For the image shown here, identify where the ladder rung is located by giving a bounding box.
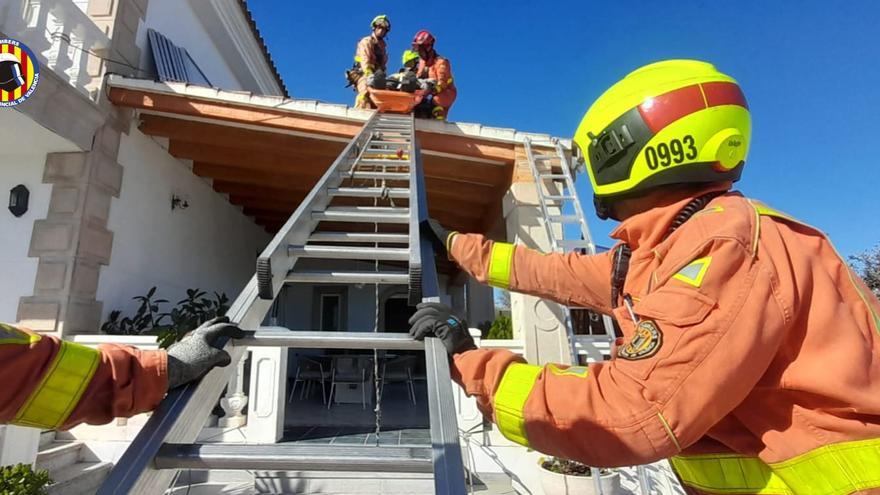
[286,270,409,285]
[240,329,424,350]
[154,444,433,473]
[290,245,409,261]
[308,232,409,244]
[369,141,410,147]
[357,159,411,166]
[533,155,554,161]
[548,215,579,223]
[545,195,575,201]
[539,174,567,179]
[313,206,409,223]
[329,187,409,199]
[348,171,409,181]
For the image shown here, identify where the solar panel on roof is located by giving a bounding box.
[147,28,211,86]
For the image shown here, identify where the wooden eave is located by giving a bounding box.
[107,77,566,236]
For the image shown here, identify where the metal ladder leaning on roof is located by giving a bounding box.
[522,136,616,363]
[97,112,467,495]
[523,137,653,494]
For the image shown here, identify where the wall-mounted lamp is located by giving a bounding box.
[171,194,190,211]
[8,184,29,217]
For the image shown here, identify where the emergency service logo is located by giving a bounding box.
[0,38,40,107]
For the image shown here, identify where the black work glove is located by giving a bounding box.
[420,218,455,259]
[408,302,476,356]
[166,316,245,390]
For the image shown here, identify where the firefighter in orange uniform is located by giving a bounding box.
[411,60,880,494]
[352,15,390,109]
[0,317,242,430]
[411,30,457,120]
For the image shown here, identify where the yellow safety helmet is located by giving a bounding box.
[402,49,420,66]
[371,14,391,31]
[573,60,750,217]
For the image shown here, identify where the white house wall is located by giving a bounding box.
[96,128,269,320]
[0,154,52,323]
[139,0,242,91]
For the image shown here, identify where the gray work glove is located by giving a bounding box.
[408,302,476,356]
[166,316,245,390]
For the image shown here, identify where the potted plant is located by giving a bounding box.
[538,456,621,495]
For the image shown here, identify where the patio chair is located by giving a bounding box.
[288,356,330,405]
[327,356,373,410]
[380,355,417,405]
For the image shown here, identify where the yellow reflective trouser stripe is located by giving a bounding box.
[0,322,41,345]
[487,242,515,289]
[12,341,100,429]
[671,437,880,495]
[493,363,541,447]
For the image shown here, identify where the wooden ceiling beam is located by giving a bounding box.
[193,162,322,190]
[170,140,332,175]
[110,88,363,138]
[417,130,515,163]
[212,180,310,199]
[422,154,507,187]
[140,115,345,158]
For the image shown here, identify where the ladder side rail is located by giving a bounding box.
[408,115,431,305]
[555,141,597,255]
[523,137,561,252]
[98,113,383,495]
[256,112,383,301]
[413,132,467,495]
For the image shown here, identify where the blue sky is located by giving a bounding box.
[249,1,880,257]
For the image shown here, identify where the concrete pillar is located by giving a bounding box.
[503,145,572,365]
[246,348,287,443]
[16,0,150,336]
[17,127,123,336]
[0,426,40,466]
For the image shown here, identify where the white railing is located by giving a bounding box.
[0,0,110,100]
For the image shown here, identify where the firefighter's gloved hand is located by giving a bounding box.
[420,218,456,259]
[166,316,245,390]
[409,302,476,356]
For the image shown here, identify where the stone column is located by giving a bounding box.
[503,145,572,365]
[17,127,123,336]
[16,0,150,336]
[246,348,287,443]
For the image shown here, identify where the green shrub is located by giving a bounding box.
[101,287,230,348]
[486,315,513,339]
[0,464,52,495]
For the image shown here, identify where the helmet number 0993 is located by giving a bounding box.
[644,135,698,170]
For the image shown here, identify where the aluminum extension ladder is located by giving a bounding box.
[98,113,467,494]
[523,137,652,494]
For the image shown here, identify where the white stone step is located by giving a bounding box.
[46,460,112,495]
[36,441,83,473]
[39,430,56,449]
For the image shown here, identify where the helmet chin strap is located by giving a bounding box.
[593,195,615,221]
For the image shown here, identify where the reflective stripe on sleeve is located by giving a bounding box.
[487,242,516,289]
[493,363,542,447]
[12,341,100,429]
[671,437,880,495]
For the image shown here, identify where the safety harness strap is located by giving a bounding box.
[12,340,100,429]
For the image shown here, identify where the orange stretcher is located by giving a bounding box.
[369,88,429,114]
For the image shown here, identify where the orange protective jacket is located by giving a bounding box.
[449,188,880,494]
[417,55,456,118]
[0,324,167,430]
[353,35,387,109]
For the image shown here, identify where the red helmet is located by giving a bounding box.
[412,30,435,49]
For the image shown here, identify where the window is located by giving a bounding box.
[320,294,341,331]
